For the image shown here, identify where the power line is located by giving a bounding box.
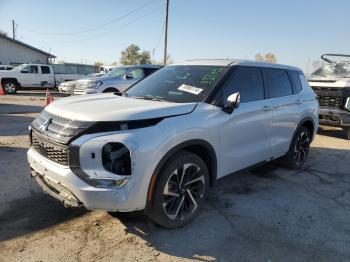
[39,6,161,45]
[19,0,156,36]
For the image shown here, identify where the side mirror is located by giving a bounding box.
[125,74,134,80]
[21,70,29,74]
[223,92,240,114]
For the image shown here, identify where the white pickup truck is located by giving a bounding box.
[0,63,84,94]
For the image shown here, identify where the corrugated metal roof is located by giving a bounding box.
[0,34,56,58]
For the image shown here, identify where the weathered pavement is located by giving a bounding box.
[0,95,350,262]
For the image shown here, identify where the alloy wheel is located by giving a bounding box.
[4,83,16,93]
[293,131,310,167]
[162,163,205,221]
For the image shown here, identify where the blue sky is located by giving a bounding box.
[0,0,349,73]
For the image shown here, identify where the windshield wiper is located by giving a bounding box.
[131,95,167,102]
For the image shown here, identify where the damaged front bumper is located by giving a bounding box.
[319,107,350,127]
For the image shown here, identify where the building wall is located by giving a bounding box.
[0,37,49,65]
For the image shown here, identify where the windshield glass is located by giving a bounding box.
[311,63,350,78]
[106,66,130,77]
[125,65,226,103]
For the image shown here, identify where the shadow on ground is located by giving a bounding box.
[318,126,349,140]
[111,147,350,261]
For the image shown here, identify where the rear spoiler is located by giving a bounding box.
[321,54,350,64]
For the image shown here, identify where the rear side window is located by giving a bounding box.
[221,66,265,103]
[41,66,50,74]
[143,68,159,76]
[289,70,303,94]
[264,68,293,98]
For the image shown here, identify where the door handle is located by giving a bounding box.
[262,105,273,111]
[295,99,302,105]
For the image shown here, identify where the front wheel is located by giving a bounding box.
[148,151,209,228]
[284,126,311,170]
[3,80,18,94]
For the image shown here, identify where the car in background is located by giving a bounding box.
[73,64,162,95]
[58,73,105,95]
[0,65,14,70]
[308,54,350,139]
[28,59,318,228]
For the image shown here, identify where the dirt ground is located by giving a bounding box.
[1,93,350,262]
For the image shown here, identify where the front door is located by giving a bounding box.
[217,66,273,177]
[18,65,40,87]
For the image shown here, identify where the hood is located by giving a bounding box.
[77,75,121,83]
[45,93,197,121]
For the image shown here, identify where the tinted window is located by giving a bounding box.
[23,65,38,73]
[289,70,303,94]
[264,68,293,98]
[41,66,50,74]
[143,68,159,76]
[128,68,145,79]
[220,66,264,103]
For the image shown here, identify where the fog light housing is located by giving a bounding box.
[102,143,131,176]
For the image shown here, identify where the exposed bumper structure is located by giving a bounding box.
[319,107,350,127]
[27,148,141,211]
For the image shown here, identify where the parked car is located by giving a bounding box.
[58,73,105,95]
[308,54,350,139]
[27,59,318,228]
[0,65,14,70]
[73,64,162,95]
[0,63,84,94]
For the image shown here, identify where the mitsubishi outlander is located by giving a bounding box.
[27,59,319,228]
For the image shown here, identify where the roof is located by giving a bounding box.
[0,34,56,58]
[173,59,301,71]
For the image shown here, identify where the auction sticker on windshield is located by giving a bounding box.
[178,84,203,95]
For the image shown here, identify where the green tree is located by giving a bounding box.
[94,61,103,67]
[254,53,277,63]
[120,44,141,65]
[139,51,151,64]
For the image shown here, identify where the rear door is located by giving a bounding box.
[263,68,300,157]
[40,65,55,88]
[218,66,273,176]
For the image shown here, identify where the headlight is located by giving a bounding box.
[345,97,350,111]
[87,81,102,89]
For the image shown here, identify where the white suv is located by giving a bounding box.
[27,59,318,228]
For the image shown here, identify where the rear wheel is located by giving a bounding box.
[148,151,209,228]
[3,80,18,94]
[284,126,311,170]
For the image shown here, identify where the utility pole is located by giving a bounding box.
[163,0,169,66]
[12,20,16,39]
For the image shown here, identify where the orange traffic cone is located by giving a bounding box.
[0,87,5,96]
[45,89,51,106]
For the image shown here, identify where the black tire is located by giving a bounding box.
[346,128,350,140]
[148,151,209,228]
[2,80,18,94]
[103,88,118,93]
[284,126,311,170]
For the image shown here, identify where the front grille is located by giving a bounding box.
[312,86,344,109]
[318,96,343,108]
[31,110,94,144]
[32,131,69,165]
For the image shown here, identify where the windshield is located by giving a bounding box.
[106,66,130,77]
[125,65,226,103]
[311,63,350,78]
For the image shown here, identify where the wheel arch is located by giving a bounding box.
[293,117,316,144]
[1,77,20,86]
[145,139,218,209]
[102,87,119,93]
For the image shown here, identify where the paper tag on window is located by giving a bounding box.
[178,84,203,95]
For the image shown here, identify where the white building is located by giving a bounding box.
[0,34,56,65]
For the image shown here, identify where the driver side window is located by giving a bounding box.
[127,68,145,79]
[219,66,265,105]
[23,65,39,74]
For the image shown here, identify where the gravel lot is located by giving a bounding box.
[0,93,350,262]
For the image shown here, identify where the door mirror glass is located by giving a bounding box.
[125,73,134,80]
[223,92,240,114]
